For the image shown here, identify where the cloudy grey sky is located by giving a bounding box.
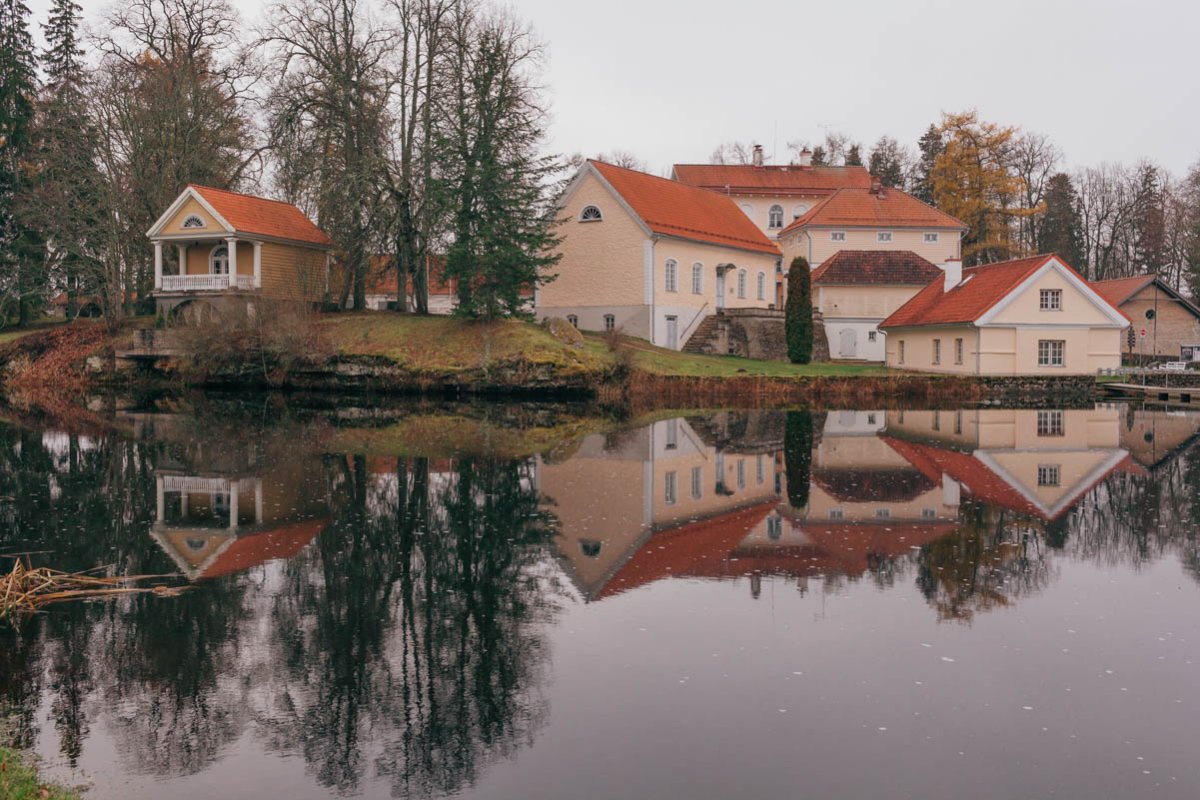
[39,0,1200,176]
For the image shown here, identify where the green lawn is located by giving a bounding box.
[320,313,894,381]
[0,746,79,800]
[0,319,66,345]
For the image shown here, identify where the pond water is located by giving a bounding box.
[3,399,1200,799]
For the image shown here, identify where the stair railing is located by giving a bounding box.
[679,303,710,346]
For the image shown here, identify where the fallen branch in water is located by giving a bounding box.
[1,558,185,619]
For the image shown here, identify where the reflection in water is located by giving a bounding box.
[1,402,1200,798]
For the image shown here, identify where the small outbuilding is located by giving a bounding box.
[1090,274,1200,363]
[879,254,1128,375]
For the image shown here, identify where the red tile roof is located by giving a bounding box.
[811,250,944,286]
[779,187,967,235]
[671,163,872,196]
[189,185,333,247]
[200,518,329,579]
[879,254,1056,328]
[1090,274,1156,307]
[589,161,779,255]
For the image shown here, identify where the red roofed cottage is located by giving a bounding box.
[147,185,333,317]
[539,160,780,349]
[880,255,1128,375]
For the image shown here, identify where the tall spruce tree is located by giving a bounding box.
[0,0,38,324]
[1037,173,1086,271]
[440,11,560,319]
[912,123,943,205]
[844,143,863,167]
[785,256,813,364]
[868,135,907,189]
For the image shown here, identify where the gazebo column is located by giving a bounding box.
[228,479,240,530]
[176,244,187,277]
[226,236,239,288]
[154,242,163,289]
[254,479,263,525]
[253,241,262,289]
[156,476,165,522]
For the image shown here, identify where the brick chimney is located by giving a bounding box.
[752,144,764,167]
[870,175,884,196]
[797,148,813,168]
[942,258,962,292]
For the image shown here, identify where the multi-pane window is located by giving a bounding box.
[932,338,941,365]
[664,471,677,505]
[580,205,603,222]
[923,232,939,244]
[954,410,963,435]
[692,263,703,294]
[898,340,905,364]
[767,516,783,540]
[665,259,678,292]
[756,272,766,300]
[665,418,678,450]
[830,231,847,242]
[877,231,893,243]
[566,315,578,327]
[1040,289,1062,311]
[868,331,877,342]
[756,454,764,484]
[875,508,891,520]
[768,205,784,229]
[691,467,703,500]
[736,459,746,488]
[932,411,941,431]
[737,270,747,298]
[829,508,844,520]
[604,314,615,331]
[1038,339,1065,367]
[954,337,964,364]
[921,507,937,519]
[1037,464,1061,486]
[1037,410,1065,437]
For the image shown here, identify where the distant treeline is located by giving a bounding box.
[712,113,1200,286]
[0,0,561,327]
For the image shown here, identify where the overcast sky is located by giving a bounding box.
[38,0,1200,177]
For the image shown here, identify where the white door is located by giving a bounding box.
[666,316,678,349]
[715,271,726,309]
[839,328,858,358]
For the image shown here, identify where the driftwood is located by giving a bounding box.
[1,558,185,618]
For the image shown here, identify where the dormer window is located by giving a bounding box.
[579,205,603,222]
[182,215,206,229]
[877,231,893,243]
[768,205,784,229]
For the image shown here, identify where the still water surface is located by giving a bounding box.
[3,401,1200,799]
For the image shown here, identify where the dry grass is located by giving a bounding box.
[1,558,184,619]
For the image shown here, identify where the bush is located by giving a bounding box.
[785,256,814,364]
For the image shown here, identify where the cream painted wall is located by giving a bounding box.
[732,194,828,236]
[885,325,1122,375]
[888,408,1121,450]
[986,267,1116,327]
[540,170,648,311]
[652,237,778,311]
[817,284,925,319]
[781,227,961,269]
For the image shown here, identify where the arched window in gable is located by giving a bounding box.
[580,205,603,222]
[182,214,206,229]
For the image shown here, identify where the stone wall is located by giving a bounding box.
[974,375,1098,407]
[687,308,829,363]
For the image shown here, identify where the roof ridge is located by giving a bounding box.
[189,183,301,209]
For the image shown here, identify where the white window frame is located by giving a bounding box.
[604,314,615,331]
[737,270,747,299]
[1037,410,1065,437]
[868,330,877,342]
[877,231,893,243]
[692,263,703,294]
[1040,288,1062,311]
[566,314,578,327]
[954,337,964,365]
[736,459,745,489]
[756,271,766,300]
[768,205,784,229]
[932,338,941,365]
[830,231,847,243]
[923,232,939,244]
[664,471,677,505]
[664,259,678,293]
[209,244,229,275]
[1037,464,1061,486]
[1038,339,1065,367]
[665,418,678,450]
[579,205,603,222]
[691,467,703,500]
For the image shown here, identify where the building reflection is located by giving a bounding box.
[545,407,1161,602]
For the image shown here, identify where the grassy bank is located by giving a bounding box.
[0,746,79,800]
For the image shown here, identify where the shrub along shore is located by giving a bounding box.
[0,314,1102,410]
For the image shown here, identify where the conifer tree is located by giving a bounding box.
[844,143,863,167]
[868,135,907,189]
[912,123,943,205]
[785,256,813,364]
[784,410,814,509]
[0,0,39,324]
[1037,173,1086,271]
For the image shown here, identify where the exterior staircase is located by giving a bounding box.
[682,313,730,355]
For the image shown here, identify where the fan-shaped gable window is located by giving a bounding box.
[768,205,784,229]
[579,205,603,222]
[182,214,206,229]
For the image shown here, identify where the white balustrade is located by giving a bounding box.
[159,274,256,292]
